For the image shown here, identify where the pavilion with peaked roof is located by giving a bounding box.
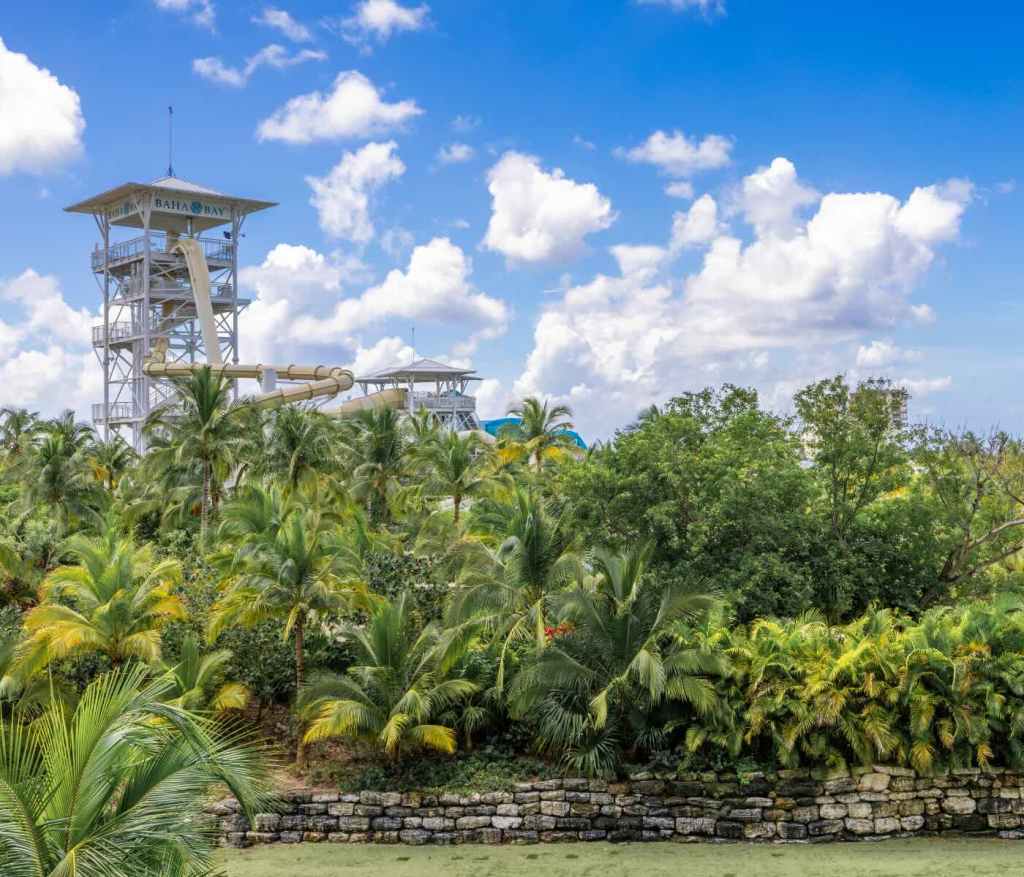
[334,358,483,431]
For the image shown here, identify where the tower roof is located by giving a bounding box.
[148,175,225,196]
[358,358,479,383]
[65,176,276,232]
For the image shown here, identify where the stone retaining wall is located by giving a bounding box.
[211,765,1024,847]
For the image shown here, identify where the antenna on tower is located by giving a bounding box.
[167,106,175,177]
[410,325,416,364]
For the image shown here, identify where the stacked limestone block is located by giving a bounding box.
[210,766,1024,847]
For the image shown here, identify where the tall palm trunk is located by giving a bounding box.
[453,493,462,525]
[201,459,211,548]
[295,614,307,769]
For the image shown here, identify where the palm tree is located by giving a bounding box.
[143,366,247,545]
[158,633,249,713]
[247,405,340,492]
[503,396,576,472]
[300,592,477,761]
[43,409,96,452]
[19,531,184,673]
[448,484,581,690]
[0,541,40,610]
[343,406,408,524]
[209,485,370,766]
[509,544,719,775]
[410,429,491,525]
[0,665,272,877]
[15,431,100,531]
[87,435,136,493]
[0,406,37,464]
[0,627,75,716]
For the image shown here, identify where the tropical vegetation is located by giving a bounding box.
[5,370,1024,825]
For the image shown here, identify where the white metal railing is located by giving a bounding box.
[92,402,134,423]
[92,322,139,345]
[412,392,477,412]
[92,233,233,271]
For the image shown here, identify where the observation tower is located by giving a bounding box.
[65,177,276,450]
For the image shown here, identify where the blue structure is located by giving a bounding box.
[481,417,587,449]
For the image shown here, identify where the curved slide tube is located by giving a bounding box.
[172,238,222,366]
[144,237,353,410]
[143,360,354,410]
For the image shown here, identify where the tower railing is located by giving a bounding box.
[92,402,135,423]
[92,232,233,271]
[412,391,477,412]
[92,321,139,345]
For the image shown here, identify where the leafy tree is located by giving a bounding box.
[915,430,1024,594]
[795,376,910,537]
[19,531,184,672]
[556,386,815,621]
[503,396,576,472]
[795,377,913,619]
[300,592,477,761]
[0,665,272,877]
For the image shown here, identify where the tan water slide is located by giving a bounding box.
[142,238,353,409]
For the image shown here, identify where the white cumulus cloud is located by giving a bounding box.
[380,226,415,260]
[437,142,475,165]
[306,141,406,243]
[341,0,430,47]
[617,130,732,178]
[153,0,215,29]
[483,151,616,265]
[897,376,952,397]
[293,237,509,341]
[238,244,373,363]
[636,0,724,14]
[238,241,490,377]
[256,71,422,144]
[252,6,312,41]
[855,339,922,369]
[510,159,972,436]
[345,336,415,376]
[0,270,100,417]
[670,194,721,250]
[0,38,85,176]
[737,157,819,238]
[665,180,695,200]
[193,45,326,88]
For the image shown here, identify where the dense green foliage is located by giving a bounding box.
[0,665,272,877]
[4,373,1024,789]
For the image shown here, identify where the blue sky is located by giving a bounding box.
[0,0,1021,438]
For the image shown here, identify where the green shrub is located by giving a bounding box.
[310,745,559,793]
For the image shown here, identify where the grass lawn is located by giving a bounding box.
[221,837,1022,876]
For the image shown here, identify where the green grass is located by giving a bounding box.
[222,837,1022,876]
